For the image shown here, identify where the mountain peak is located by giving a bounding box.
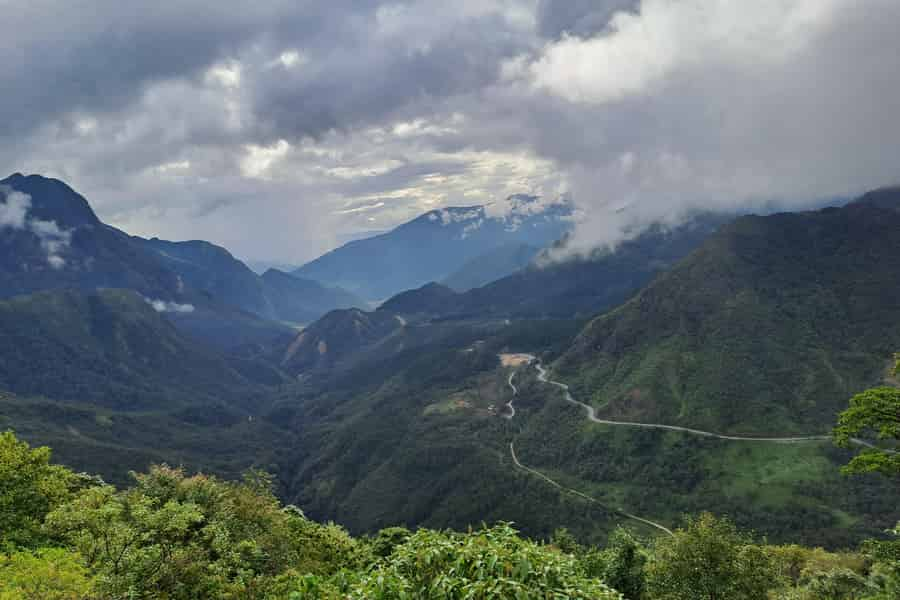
[1,172,100,228]
[293,195,573,300]
[378,281,458,315]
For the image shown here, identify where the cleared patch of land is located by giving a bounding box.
[499,353,536,367]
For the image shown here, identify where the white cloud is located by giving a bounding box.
[29,217,72,269]
[334,201,387,215]
[519,0,900,253]
[151,160,192,175]
[1,187,72,268]
[240,139,291,179]
[274,49,306,69]
[0,188,30,229]
[145,298,196,314]
[205,61,242,88]
[530,0,841,104]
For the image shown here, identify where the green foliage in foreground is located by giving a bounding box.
[645,513,773,600]
[0,547,95,600]
[291,524,623,599]
[834,355,900,476]
[2,431,899,599]
[0,431,76,548]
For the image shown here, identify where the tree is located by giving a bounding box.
[291,523,625,599]
[833,354,900,476]
[369,526,412,558]
[0,547,95,600]
[582,527,648,600]
[0,431,75,548]
[831,357,900,599]
[802,568,870,600]
[645,513,774,600]
[45,464,366,599]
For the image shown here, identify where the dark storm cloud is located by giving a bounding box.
[2,1,900,263]
[247,6,535,141]
[0,1,390,139]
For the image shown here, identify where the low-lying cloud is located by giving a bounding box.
[517,0,900,253]
[0,187,72,268]
[0,188,31,229]
[145,298,196,314]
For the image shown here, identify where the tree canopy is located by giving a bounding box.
[833,355,900,476]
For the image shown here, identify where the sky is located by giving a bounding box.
[2,0,900,264]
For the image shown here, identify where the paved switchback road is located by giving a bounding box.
[501,354,892,535]
[533,362,830,443]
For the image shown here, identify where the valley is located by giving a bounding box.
[5,6,900,596]
[1,175,898,551]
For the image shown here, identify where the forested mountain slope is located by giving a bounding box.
[441,242,541,292]
[0,289,253,410]
[0,173,182,300]
[264,189,900,548]
[557,194,900,434]
[136,237,365,324]
[380,213,730,321]
[1,174,360,351]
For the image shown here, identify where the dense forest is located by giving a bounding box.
[2,358,897,599]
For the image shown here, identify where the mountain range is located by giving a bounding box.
[292,195,574,301]
[374,213,730,321]
[0,174,365,347]
[1,172,898,548]
[268,193,900,546]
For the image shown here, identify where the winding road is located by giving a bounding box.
[502,371,519,420]
[508,441,674,536]
[503,356,675,535]
[532,359,893,450]
[501,354,894,535]
[533,362,832,443]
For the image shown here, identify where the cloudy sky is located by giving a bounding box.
[3,0,899,263]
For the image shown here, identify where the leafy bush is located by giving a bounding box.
[44,465,366,599]
[0,547,95,600]
[0,431,75,548]
[645,513,774,600]
[291,523,623,599]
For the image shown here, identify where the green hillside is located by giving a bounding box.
[262,193,900,548]
[2,185,899,554]
[557,199,900,434]
[0,288,255,410]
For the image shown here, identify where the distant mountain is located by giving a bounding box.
[135,237,275,317]
[135,237,365,324]
[0,173,182,300]
[457,215,730,319]
[375,213,730,321]
[441,243,540,292]
[260,268,366,323]
[284,213,731,373]
[244,259,301,275]
[279,308,403,373]
[293,195,574,301]
[378,282,459,316]
[557,190,900,434]
[0,174,361,350]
